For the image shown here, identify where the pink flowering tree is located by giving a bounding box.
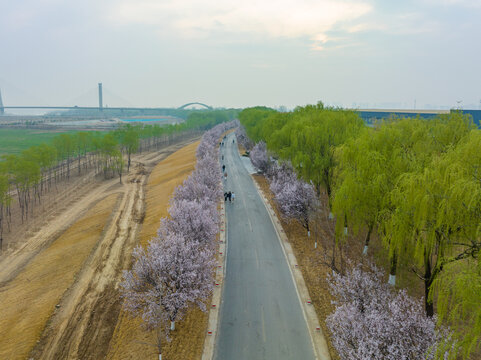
[196,140,216,160]
[268,162,296,190]
[121,120,234,359]
[235,124,253,150]
[173,172,223,204]
[326,264,446,360]
[161,198,219,248]
[250,141,270,174]
[172,148,223,204]
[270,164,318,246]
[193,155,222,192]
[120,232,215,359]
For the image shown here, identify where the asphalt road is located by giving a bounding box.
[215,133,315,360]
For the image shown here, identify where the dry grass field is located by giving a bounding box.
[0,193,120,359]
[0,137,214,360]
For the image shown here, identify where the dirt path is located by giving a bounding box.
[0,136,199,360]
[0,178,121,286]
[31,166,146,359]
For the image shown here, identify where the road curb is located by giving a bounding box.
[201,197,227,360]
[251,179,332,360]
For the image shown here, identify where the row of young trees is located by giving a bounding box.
[239,104,480,359]
[120,121,236,360]
[0,110,237,251]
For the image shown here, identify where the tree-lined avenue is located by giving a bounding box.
[215,133,315,360]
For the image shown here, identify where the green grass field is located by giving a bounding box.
[0,128,76,155]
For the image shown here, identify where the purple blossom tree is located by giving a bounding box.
[270,164,318,246]
[250,141,270,174]
[196,140,216,160]
[120,232,215,360]
[268,162,297,189]
[193,155,222,191]
[161,198,219,248]
[326,264,446,360]
[120,120,235,359]
[235,124,253,150]
[173,173,223,204]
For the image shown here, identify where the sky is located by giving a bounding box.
[1,0,481,110]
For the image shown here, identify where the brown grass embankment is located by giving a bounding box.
[0,193,120,360]
[107,140,212,360]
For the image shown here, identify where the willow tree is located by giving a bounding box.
[332,127,387,255]
[238,106,277,143]
[269,103,364,208]
[429,131,481,359]
[333,113,474,285]
[387,126,478,317]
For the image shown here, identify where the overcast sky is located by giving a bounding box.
[1,0,480,110]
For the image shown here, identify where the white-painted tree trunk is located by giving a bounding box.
[362,245,368,255]
[314,241,317,249]
[344,226,348,235]
[159,354,162,360]
[329,212,334,219]
[171,321,175,331]
[388,274,396,286]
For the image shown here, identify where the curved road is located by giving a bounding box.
[215,133,315,360]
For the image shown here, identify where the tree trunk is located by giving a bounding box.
[363,224,373,255]
[67,156,70,180]
[424,257,434,317]
[331,237,336,270]
[388,253,397,286]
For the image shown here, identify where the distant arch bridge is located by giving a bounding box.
[177,102,213,110]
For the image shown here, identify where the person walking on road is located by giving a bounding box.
[222,164,225,172]
[231,191,235,202]
[224,192,228,201]
[227,191,232,202]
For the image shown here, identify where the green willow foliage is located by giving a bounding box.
[239,105,480,359]
[240,102,363,201]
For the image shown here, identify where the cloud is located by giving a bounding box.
[108,0,372,49]
[422,0,481,7]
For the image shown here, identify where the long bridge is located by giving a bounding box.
[0,84,213,115]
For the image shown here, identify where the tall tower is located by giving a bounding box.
[0,89,4,115]
[98,83,103,111]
